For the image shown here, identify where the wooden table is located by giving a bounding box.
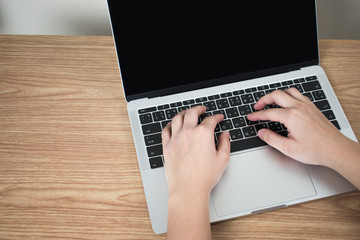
[0,35,359,239]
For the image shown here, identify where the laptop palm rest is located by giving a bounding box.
[211,147,316,217]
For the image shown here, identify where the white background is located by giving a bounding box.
[0,0,111,35]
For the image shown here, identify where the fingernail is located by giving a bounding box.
[258,129,265,140]
[225,131,230,139]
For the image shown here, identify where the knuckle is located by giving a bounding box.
[197,124,209,133]
[272,90,283,99]
[286,108,301,121]
[172,113,182,122]
[287,87,297,94]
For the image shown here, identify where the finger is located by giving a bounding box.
[200,113,224,130]
[284,87,308,103]
[247,108,288,124]
[254,90,298,110]
[183,106,207,128]
[161,121,172,146]
[171,110,186,137]
[217,131,231,162]
[257,128,293,156]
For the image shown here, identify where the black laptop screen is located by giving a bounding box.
[108,2,318,101]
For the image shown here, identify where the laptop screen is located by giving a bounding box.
[108,1,318,101]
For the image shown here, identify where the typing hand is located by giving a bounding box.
[162,105,230,197]
[247,88,359,169]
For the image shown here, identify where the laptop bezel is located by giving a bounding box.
[107,1,319,102]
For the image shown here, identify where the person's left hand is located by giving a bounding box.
[162,106,231,198]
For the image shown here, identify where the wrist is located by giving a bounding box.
[167,179,212,203]
[326,137,359,170]
[324,137,360,189]
[168,187,210,207]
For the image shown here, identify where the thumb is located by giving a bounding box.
[217,131,231,163]
[258,129,293,156]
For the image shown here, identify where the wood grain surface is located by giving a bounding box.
[0,35,359,239]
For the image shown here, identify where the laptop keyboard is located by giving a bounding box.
[138,75,341,169]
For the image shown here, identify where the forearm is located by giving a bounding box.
[167,191,211,240]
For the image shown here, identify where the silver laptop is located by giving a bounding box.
[107,1,357,234]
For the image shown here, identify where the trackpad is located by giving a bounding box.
[211,148,316,217]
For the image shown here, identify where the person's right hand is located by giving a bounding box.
[247,88,358,169]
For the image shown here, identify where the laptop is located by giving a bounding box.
[107,1,357,234]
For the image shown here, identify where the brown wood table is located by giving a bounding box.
[0,35,359,239]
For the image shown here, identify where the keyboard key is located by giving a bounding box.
[138,106,157,114]
[281,80,293,86]
[190,103,202,108]
[245,87,257,93]
[178,106,190,112]
[322,110,336,120]
[142,122,162,135]
[233,90,245,95]
[219,119,233,130]
[195,97,208,103]
[255,123,268,132]
[157,104,170,110]
[147,144,163,157]
[183,99,195,105]
[241,94,255,104]
[144,133,162,146]
[302,80,321,92]
[314,100,331,111]
[214,124,221,132]
[331,120,341,130]
[220,92,232,98]
[230,129,244,140]
[203,101,217,111]
[246,117,259,126]
[161,120,171,129]
[294,78,305,83]
[253,91,265,101]
[269,83,281,88]
[208,94,220,100]
[250,103,257,113]
[268,122,283,132]
[170,102,182,108]
[213,110,226,118]
[216,99,230,109]
[232,117,246,128]
[149,156,163,169]
[200,112,212,121]
[281,130,289,136]
[242,126,257,137]
[305,75,317,81]
[264,104,278,109]
[215,132,222,144]
[225,107,240,118]
[139,113,153,124]
[257,85,269,91]
[152,111,166,122]
[265,89,276,94]
[303,92,314,102]
[228,96,242,106]
[165,109,178,119]
[290,84,304,93]
[312,90,326,100]
[230,136,266,152]
[238,105,252,115]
